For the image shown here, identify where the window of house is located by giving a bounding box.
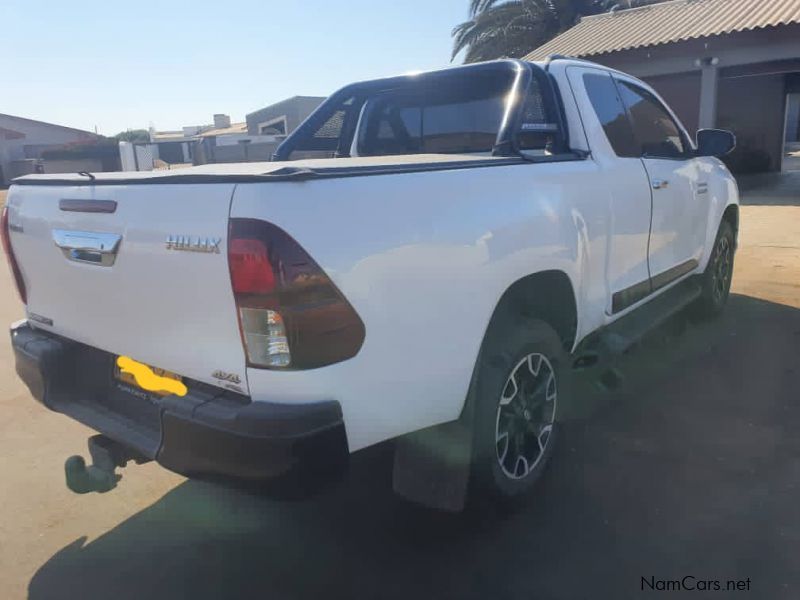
[583,72,638,158]
[258,117,287,135]
[616,80,688,159]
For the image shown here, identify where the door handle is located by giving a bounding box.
[652,179,669,190]
[52,229,122,267]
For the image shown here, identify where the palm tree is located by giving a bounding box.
[452,0,615,63]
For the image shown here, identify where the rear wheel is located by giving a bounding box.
[694,219,735,318]
[468,317,567,503]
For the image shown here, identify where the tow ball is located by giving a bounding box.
[64,435,150,494]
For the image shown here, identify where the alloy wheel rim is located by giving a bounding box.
[712,236,731,303]
[495,353,557,480]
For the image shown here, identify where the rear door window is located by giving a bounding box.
[582,72,638,158]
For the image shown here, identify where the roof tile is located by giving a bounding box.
[524,0,800,59]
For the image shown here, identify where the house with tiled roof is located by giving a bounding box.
[525,0,800,172]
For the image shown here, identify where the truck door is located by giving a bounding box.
[613,76,708,290]
[566,66,653,315]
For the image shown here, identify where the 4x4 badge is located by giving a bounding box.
[212,370,241,384]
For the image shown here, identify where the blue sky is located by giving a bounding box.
[1,0,471,135]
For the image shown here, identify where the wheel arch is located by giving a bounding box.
[722,203,739,247]
[486,270,578,351]
[459,269,578,423]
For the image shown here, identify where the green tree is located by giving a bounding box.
[452,0,615,63]
[114,129,151,143]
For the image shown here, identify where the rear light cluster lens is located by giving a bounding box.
[229,238,275,294]
[239,307,291,367]
[228,218,365,370]
[1,206,27,304]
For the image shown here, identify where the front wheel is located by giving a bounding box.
[468,317,567,504]
[694,219,735,318]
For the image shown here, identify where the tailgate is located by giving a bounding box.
[6,183,248,395]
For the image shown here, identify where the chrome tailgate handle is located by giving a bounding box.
[53,229,122,267]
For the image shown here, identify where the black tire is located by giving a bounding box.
[693,219,735,319]
[467,316,567,504]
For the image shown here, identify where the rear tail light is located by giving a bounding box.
[228,218,365,370]
[1,205,27,304]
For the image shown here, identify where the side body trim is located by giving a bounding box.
[650,258,699,293]
[612,258,699,314]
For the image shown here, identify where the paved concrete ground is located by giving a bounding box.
[1,184,799,599]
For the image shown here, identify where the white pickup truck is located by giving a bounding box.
[4,57,738,509]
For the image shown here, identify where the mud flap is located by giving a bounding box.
[392,419,473,512]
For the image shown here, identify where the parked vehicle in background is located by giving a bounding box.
[3,57,738,510]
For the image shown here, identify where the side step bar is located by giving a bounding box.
[575,276,702,363]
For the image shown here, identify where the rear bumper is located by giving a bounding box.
[10,320,348,483]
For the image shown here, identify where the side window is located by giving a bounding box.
[616,80,688,159]
[582,72,638,158]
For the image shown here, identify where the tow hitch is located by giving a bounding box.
[64,435,150,494]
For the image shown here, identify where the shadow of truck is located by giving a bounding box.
[28,294,800,600]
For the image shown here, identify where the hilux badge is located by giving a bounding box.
[165,235,222,254]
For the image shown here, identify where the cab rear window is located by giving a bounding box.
[356,73,510,156]
[275,62,567,161]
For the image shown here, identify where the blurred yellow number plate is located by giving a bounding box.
[114,356,187,397]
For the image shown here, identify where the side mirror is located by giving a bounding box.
[696,129,735,157]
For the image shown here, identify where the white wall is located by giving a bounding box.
[43,158,104,174]
[0,114,97,185]
[118,141,156,171]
